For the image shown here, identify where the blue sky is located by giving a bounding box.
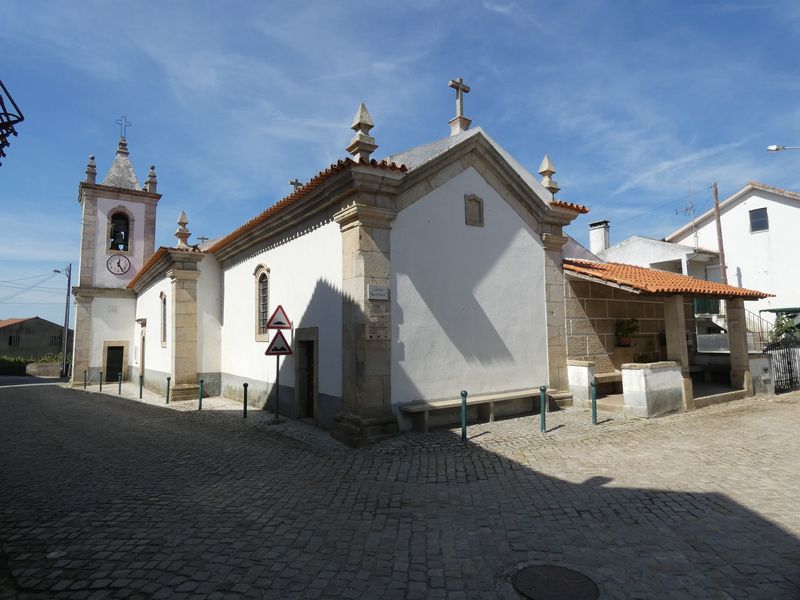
[3,0,800,326]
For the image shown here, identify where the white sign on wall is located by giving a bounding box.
[368,285,390,301]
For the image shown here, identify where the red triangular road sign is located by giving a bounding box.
[266,304,291,329]
[265,330,292,356]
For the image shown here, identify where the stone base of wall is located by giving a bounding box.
[220,373,342,431]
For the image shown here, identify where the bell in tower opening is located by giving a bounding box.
[109,212,129,251]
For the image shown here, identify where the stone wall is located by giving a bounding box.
[565,279,669,373]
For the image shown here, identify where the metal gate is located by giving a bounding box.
[764,336,800,392]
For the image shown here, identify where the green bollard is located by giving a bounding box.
[99,371,103,392]
[539,385,547,433]
[166,376,171,404]
[243,383,248,419]
[591,379,597,425]
[198,379,204,410]
[118,372,122,395]
[139,375,143,399]
[460,390,468,442]
[83,370,87,390]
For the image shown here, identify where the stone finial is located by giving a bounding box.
[85,155,97,184]
[146,165,158,193]
[538,154,560,195]
[448,77,472,136]
[175,210,191,248]
[346,102,378,162]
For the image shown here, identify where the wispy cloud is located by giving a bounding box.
[483,2,515,16]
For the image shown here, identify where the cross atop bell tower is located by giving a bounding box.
[448,77,472,136]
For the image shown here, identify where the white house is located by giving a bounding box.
[665,181,799,317]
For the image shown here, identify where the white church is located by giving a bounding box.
[71,80,768,445]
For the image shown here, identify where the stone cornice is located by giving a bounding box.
[129,248,204,294]
[334,202,398,231]
[77,181,161,206]
[73,286,136,300]
[396,132,581,228]
[167,268,202,282]
[542,233,569,251]
[214,167,404,262]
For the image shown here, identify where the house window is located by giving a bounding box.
[8,335,19,346]
[160,292,167,347]
[49,335,62,346]
[749,208,768,232]
[109,212,130,250]
[464,194,484,227]
[254,265,270,340]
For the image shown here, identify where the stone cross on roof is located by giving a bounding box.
[447,77,472,136]
[289,179,302,191]
[115,115,132,139]
[448,77,470,118]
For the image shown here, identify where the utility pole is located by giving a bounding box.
[55,264,72,377]
[712,182,728,284]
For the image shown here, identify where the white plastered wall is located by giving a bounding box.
[391,167,548,404]
[134,276,172,374]
[671,190,800,314]
[94,196,147,288]
[89,297,136,366]
[197,255,222,373]
[220,220,342,396]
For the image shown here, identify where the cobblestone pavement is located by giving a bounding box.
[1,382,799,599]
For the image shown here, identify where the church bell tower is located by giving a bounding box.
[71,125,161,385]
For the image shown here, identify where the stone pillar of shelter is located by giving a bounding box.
[543,231,569,390]
[664,295,695,410]
[167,256,203,401]
[726,298,753,394]
[331,201,399,447]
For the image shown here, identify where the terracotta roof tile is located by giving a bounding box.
[0,317,29,329]
[208,157,406,255]
[126,246,203,289]
[563,259,772,299]
[550,200,589,214]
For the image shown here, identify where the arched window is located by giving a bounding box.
[160,292,167,347]
[109,212,130,251]
[254,265,270,340]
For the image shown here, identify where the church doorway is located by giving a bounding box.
[294,327,318,421]
[105,346,124,382]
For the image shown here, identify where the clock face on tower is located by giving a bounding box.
[106,254,131,275]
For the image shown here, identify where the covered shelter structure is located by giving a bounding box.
[562,259,773,417]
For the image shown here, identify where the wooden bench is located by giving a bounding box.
[399,389,540,433]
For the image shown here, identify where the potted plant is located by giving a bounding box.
[615,318,640,347]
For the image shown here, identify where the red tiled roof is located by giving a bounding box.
[208,157,407,255]
[563,259,772,299]
[550,200,589,214]
[126,246,203,289]
[0,317,29,329]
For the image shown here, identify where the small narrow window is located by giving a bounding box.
[258,273,270,333]
[8,335,19,346]
[464,194,484,227]
[749,207,768,232]
[254,265,270,340]
[160,292,167,347]
[110,213,130,250]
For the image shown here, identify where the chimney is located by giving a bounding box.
[589,220,610,255]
